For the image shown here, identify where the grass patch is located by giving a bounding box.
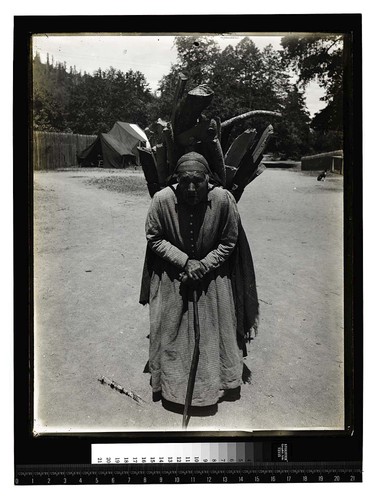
[85,175,149,195]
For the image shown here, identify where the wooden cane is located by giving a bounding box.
[182,286,201,429]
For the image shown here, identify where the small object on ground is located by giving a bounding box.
[98,376,147,405]
[317,170,327,181]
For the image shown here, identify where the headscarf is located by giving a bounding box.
[167,151,222,187]
[175,152,210,174]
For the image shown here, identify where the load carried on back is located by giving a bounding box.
[138,72,281,202]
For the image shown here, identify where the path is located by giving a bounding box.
[33,168,344,432]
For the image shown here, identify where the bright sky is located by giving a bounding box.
[33,33,325,117]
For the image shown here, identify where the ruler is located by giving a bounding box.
[16,462,362,484]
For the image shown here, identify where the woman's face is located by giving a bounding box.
[177,171,208,206]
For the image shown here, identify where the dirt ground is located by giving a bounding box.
[33,167,344,433]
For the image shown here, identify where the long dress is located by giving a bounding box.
[145,184,243,406]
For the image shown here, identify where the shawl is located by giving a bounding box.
[139,194,259,356]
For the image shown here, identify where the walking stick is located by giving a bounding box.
[182,285,201,429]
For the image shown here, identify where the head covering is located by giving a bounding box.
[175,152,209,174]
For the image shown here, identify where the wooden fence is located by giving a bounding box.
[33,131,97,170]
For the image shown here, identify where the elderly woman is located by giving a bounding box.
[144,152,245,408]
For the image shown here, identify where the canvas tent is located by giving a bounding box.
[77,122,149,168]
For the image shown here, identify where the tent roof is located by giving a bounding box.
[108,122,148,153]
[126,123,150,147]
[101,132,136,157]
[77,121,148,166]
[115,122,145,141]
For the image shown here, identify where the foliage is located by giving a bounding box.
[154,37,220,122]
[174,36,220,85]
[154,36,314,158]
[33,53,154,135]
[281,34,344,148]
[271,85,312,159]
[281,35,343,94]
[33,34,344,157]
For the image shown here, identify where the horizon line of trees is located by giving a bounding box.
[33,35,344,159]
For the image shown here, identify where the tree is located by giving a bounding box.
[155,35,314,157]
[33,55,155,135]
[271,85,312,159]
[119,70,153,127]
[281,34,344,150]
[209,38,296,151]
[208,39,259,120]
[258,44,290,110]
[154,37,221,122]
[33,52,71,132]
[154,65,182,121]
[174,36,220,86]
[281,35,343,94]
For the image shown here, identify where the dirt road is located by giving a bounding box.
[33,168,344,432]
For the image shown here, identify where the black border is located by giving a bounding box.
[14,14,362,471]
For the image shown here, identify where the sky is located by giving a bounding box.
[32,34,325,117]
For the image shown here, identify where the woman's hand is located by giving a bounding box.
[184,259,206,280]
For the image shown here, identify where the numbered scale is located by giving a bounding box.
[15,462,362,484]
[15,442,362,484]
